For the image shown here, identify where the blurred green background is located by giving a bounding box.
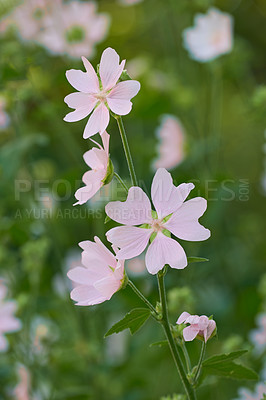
[0,0,266,399]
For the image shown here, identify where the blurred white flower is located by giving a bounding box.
[249,313,266,355]
[1,0,53,41]
[0,98,10,130]
[0,280,21,352]
[38,1,110,58]
[126,256,147,277]
[235,382,266,400]
[153,115,186,171]
[183,8,233,62]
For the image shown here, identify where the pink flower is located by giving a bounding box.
[38,1,109,59]
[236,383,266,400]
[74,131,111,205]
[14,365,31,400]
[0,281,21,352]
[183,8,233,62]
[177,311,216,342]
[153,115,186,170]
[64,47,141,138]
[0,98,10,130]
[67,236,125,306]
[249,313,266,355]
[105,168,210,275]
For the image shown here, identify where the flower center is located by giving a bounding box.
[66,26,85,43]
[151,219,164,232]
[94,90,107,101]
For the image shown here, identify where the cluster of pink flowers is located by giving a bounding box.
[0,0,109,59]
[177,312,216,342]
[0,280,21,352]
[65,46,214,345]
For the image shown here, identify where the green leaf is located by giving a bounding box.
[203,350,248,366]
[104,215,111,224]
[201,351,258,381]
[104,308,151,337]
[187,257,209,264]
[149,340,168,348]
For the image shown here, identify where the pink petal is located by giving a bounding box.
[205,320,216,342]
[70,285,106,306]
[81,56,100,93]
[183,326,199,342]
[79,237,117,270]
[64,92,97,110]
[151,168,195,219]
[198,315,209,330]
[99,47,126,90]
[106,226,152,260]
[83,103,110,139]
[67,266,94,285]
[101,130,110,155]
[74,170,104,205]
[107,80,141,115]
[177,311,191,325]
[83,147,107,170]
[164,197,210,241]
[145,232,187,275]
[94,275,120,299]
[66,68,98,94]
[64,108,92,123]
[105,187,152,226]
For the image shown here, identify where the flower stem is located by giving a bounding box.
[181,340,192,373]
[128,279,157,315]
[157,271,196,400]
[114,172,129,193]
[116,116,138,187]
[193,341,206,386]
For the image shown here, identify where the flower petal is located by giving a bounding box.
[64,93,97,122]
[151,168,195,219]
[145,232,187,275]
[164,197,210,241]
[94,275,120,299]
[70,285,106,306]
[183,326,199,342]
[79,237,117,270]
[67,266,94,285]
[106,226,152,260]
[177,311,191,325]
[66,67,98,93]
[105,187,152,226]
[205,320,216,342]
[99,47,125,90]
[81,56,100,93]
[83,103,110,139]
[107,80,141,115]
[74,170,104,205]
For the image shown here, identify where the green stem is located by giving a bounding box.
[181,340,192,373]
[116,116,138,187]
[157,272,196,400]
[193,341,206,386]
[114,172,128,193]
[128,279,157,315]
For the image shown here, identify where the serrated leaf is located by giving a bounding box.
[104,308,151,337]
[149,340,168,348]
[187,257,209,264]
[203,350,248,366]
[202,361,258,380]
[201,350,258,381]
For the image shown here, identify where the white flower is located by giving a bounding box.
[183,8,233,62]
